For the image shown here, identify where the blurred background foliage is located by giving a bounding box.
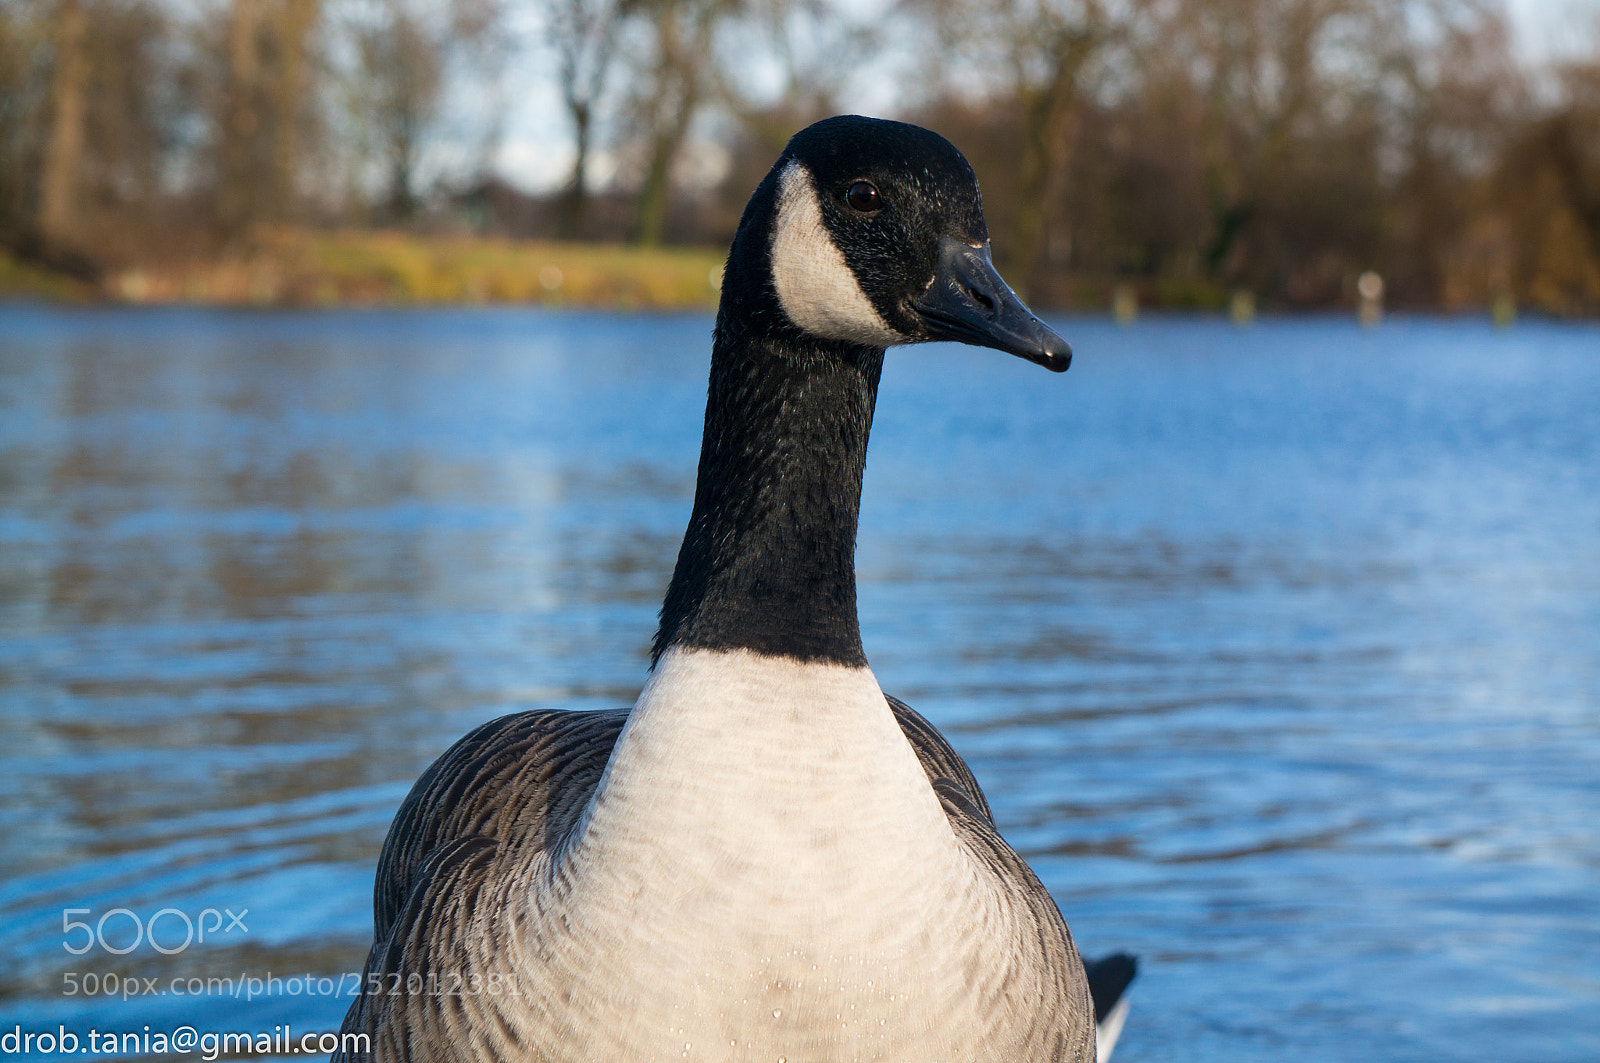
[1,0,1598,312]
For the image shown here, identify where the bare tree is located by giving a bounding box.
[0,0,1595,314]
[350,0,504,223]
[37,0,87,252]
[719,0,883,143]
[216,0,265,236]
[357,3,442,220]
[1545,58,1600,264]
[1005,1,1107,295]
[1386,2,1524,304]
[1122,0,1414,299]
[213,0,323,237]
[545,0,621,236]
[0,5,32,242]
[447,0,512,184]
[624,0,741,246]
[906,0,1123,296]
[270,0,320,220]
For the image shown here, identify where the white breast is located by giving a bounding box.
[505,646,1037,1061]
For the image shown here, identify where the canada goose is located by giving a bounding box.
[336,115,1135,1063]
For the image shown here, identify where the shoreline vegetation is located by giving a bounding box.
[6,3,1599,321]
[0,230,729,311]
[0,227,1567,321]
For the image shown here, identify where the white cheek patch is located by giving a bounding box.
[770,160,906,347]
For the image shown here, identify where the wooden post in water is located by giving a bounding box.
[1357,271,1384,327]
[1113,283,1138,325]
[1230,290,1255,327]
[1492,291,1516,329]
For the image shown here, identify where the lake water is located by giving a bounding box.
[1,306,1596,1062]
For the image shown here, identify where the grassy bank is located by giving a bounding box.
[4,229,728,311]
[0,249,94,302]
[3,228,1569,319]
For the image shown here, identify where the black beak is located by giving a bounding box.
[909,236,1071,372]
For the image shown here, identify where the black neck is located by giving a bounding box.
[651,323,884,668]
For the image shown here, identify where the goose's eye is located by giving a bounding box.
[845,181,881,214]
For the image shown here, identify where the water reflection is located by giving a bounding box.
[1,308,1598,1061]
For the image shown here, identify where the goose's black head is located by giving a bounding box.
[719,114,1070,371]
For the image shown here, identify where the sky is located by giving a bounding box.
[1510,0,1599,58]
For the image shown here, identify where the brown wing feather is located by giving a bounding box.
[369,708,629,943]
[337,708,628,1060]
[886,693,996,824]
[891,694,1095,1058]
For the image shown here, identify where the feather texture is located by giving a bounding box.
[336,660,1093,1062]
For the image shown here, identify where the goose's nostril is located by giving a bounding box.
[966,285,995,313]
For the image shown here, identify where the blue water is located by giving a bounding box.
[1,306,1596,1061]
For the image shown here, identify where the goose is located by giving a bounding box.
[336,115,1135,1063]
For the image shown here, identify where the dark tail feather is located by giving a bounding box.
[1085,953,1138,1063]
[1084,952,1137,1023]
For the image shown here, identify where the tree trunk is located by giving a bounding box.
[38,0,89,251]
[633,101,695,246]
[388,125,418,221]
[631,0,709,247]
[270,0,319,222]
[218,0,263,238]
[558,100,593,238]
[552,0,617,240]
[1546,114,1600,266]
